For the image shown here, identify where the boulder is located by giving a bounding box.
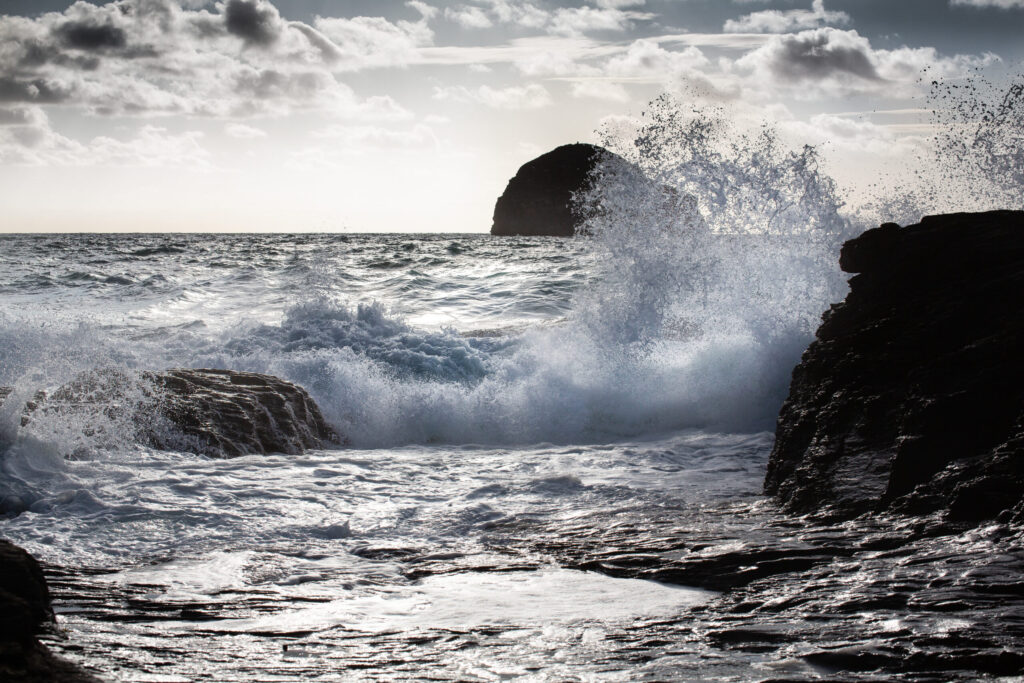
[766,210,1024,521]
[6,368,338,459]
[491,143,618,237]
[147,369,338,458]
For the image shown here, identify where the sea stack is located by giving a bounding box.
[766,210,1024,522]
[491,143,617,237]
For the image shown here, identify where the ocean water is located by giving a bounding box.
[2,88,1022,681]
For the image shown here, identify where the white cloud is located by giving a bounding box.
[0,107,211,167]
[732,28,999,98]
[444,6,494,29]
[0,0,424,120]
[950,0,1024,7]
[432,83,552,109]
[724,0,850,34]
[439,1,650,36]
[311,123,438,149]
[406,1,439,20]
[570,79,631,102]
[605,39,710,79]
[478,0,550,29]
[595,0,646,7]
[419,35,621,70]
[549,6,651,36]
[313,13,434,71]
[225,122,267,138]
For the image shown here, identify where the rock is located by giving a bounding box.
[0,540,52,643]
[766,210,1024,520]
[0,540,99,682]
[147,369,338,458]
[8,368,339,459]
[491,143,619,237]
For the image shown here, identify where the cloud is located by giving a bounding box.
[595,0,646,7]
[432,83,552,109]
[55,20,129,51]
[444,6,493,28]
[313,13,434,71]
[950,0,1024,7]
[732,28,998,97]
[549,6,653,36]
[406,1,439,20]
[0,106,47,127]
[0,0,425,119]
[724,0,850,34]
[311,123,439,149]
[569,79,631,101]
[604,39,710,79]
[225,0,285,46]
[0,106,211,167]
[779,113,929,159]
[439,1,651,36]
[224,122,267,138]
[0,77,74,104]
[740,28,880,83]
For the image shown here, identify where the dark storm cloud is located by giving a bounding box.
[225,0,283,46]
[760,29,881,82]
[0,77,72,104]
[54,21,128,51]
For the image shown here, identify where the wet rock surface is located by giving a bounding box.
[491,143,617,237]
[4,368,338,459]
[147,369,338,458]
[767,210,1024,520]
[38,502,1024,681]
[0,540,99,682]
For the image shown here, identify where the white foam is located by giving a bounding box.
[186,567,713,634]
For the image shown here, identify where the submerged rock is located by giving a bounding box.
[5,368,338,459]
[0,540,98,682]
[491,143,616,237]
[766,210,1024,520]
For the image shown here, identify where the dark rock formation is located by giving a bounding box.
[147,369,338,458]
[491,143,616,237]
[5,368,338,459]
[0,540,99,682]
[766,210,1024,521]
[0,540,52,643]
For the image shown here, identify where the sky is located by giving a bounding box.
[0,0,1021,233]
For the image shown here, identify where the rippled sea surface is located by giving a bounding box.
[1,233,1022,682]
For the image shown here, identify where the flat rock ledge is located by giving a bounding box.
[766,210,1024,522]
[2,368,338,459]
[0,540,99,682]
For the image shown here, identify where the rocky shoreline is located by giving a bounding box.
[3,210,1024,679]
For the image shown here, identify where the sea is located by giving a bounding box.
[1,96,1022,681]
